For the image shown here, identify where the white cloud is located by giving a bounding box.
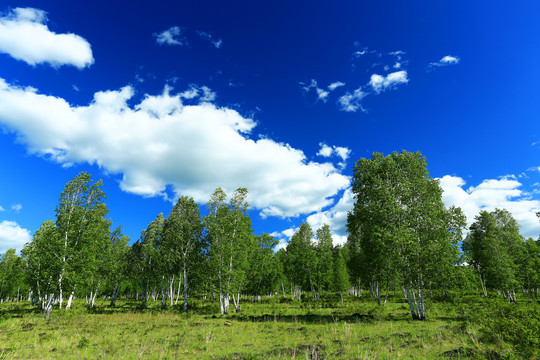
[11,204,22,212]
[0,78,350,219]
[430,55,460,68]
[274,187,354,247]
[301,79,345,103]
[317,143,333,157]
[338,88,366,112]
[439,175,540,239]
[306,188,353,245]
[0,220,31,254]
[196,31,223,48]
[328,81,345,91]
[317,143,350,170]
[0,7,93,68]
[440,55,460,64]
[317,143,350,161]
[0,205,4,211]
[154,26,186,46]
[301,79,329,102]
[354,49,367,57]
[333,146,350,162]
[369,70,408,94]
[316,88,329,101]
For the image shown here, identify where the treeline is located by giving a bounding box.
[0,151,538,320]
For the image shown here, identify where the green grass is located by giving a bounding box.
[0,293,537,359]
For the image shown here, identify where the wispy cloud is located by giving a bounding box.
[154,26,187,46]
[301,79,345,103]
[0,7,93,68]
[328,81,345,91]
[196,31,223,48]
[338,88,366,112]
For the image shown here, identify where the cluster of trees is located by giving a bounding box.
[0,151,538,320]
[346,151,539,319]
[464,209,540,301]
[0,172,349,317]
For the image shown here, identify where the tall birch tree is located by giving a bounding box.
[347,151,465,319]
[205,188,253,314]
[162,196,203,312]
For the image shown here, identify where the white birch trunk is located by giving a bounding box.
[66,286,76,310]
[183,266,188,312]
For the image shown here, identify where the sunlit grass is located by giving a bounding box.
[0,293,534,359]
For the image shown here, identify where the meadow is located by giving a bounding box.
[1,292,538,359]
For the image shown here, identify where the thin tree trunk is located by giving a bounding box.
[183,266,188,312]
[175,274,182,305]
[66,286,76,310]
[110,282,118,307]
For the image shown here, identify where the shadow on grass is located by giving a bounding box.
[217,312,377,324]
[0,303,42,319]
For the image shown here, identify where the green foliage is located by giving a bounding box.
[468,298,540,358]
[347,151,466,317]
[204,187,255,313]
[0,249,25,301]
[282,222,317,298]
[332,246,350,296]
[464,209,528,300]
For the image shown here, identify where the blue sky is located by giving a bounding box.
[1,1,539,254]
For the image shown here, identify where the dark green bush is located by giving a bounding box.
[469,299,539,358]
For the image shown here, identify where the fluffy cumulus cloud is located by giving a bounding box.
[439,175,540,238]
[430,55,460,68]
[0,78,350,219]
[317,143,333,157]
[154,26,187,46]
[273,187,354,248]
[369,71,408,94]
[0,220,31,254]
[317,143,351,169]
[0,7,93,68]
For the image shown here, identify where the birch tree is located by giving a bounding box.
[245,233,279,298]
[102,227,130,307]
[284,222,317,301]
[54,172,108,309]
[347,151,465,319]
[464,209,523,302]
[205,188,253,314]
[332,246,350,303]
[22,220,61,316]
[162,196,203,312]
[131,213,164,308]
[315,225,334,298]
[0,249,24,302]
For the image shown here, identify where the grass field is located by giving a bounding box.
[0,293,538,359]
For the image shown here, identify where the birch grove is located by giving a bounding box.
[1,161,537,317]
